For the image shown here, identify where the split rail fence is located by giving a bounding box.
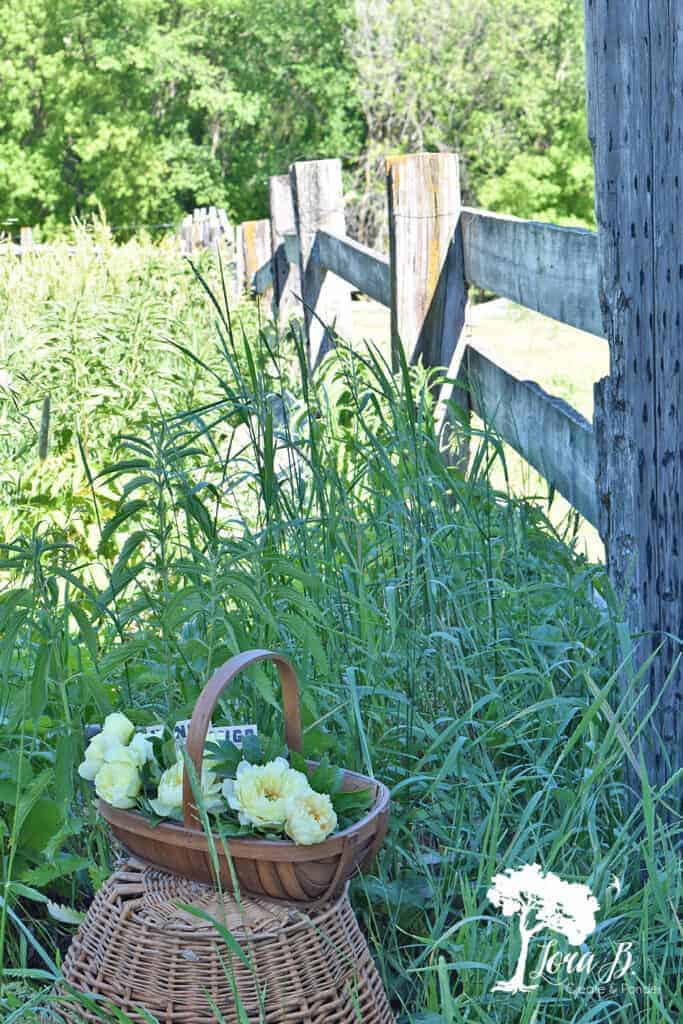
[245,154,602,530]
[3,153,603,530]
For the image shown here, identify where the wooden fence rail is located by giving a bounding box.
[245,155,603,529]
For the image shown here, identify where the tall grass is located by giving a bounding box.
[0,243,680,1022]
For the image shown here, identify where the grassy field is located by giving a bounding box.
[349,297,608,561]
[0,238,680,1023]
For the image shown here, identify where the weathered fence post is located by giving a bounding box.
[386,152,469,457]
[290,158,352,369]
[584,1,682,806]
[234,223,246,297]
[269,174,301,329]
[20,227,33,254]
[191,209,205,252]
[180,214,193,254]
[240,219,272,309]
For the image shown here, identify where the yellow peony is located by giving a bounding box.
[285,791,337,845]
[94,746,142,809]
[78,732,112,781]
[222,757,311,829]
[77,712,135,781]
[128,732,155,768]
[150,759,223,820]
[101,712,135,746]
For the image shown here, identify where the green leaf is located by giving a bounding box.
[7,882,47,904]
[205,737,242,776]
[68,602,98,663]
[302,727,335,758]
[161,738,178,770]
[308,754,344,796]
[46,901,85,925]
[30,645,50,720]
[54,733,75,807]
[98,500,147,551]
[21,854,90,888]
[331,787,374,822]
[241,733,264,765]
[19,797,61,852]
[289,750,307,775]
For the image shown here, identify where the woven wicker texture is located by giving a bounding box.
[59,859,394,1024]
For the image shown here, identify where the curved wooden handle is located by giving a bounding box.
[182,649,302,829]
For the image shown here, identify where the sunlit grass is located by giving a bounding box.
[0,244,679,1023]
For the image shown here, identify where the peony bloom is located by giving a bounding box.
[128,732,155,768]
[101,712,135,746]
[285,791,337,845]
[222,757,311,829]
[94,746,142,809]
[78,732,112,781]
[150,761,183,818]
[77,712,136,781]
[150,759,223,820]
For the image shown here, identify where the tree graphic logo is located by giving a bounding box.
[487,862,600,993]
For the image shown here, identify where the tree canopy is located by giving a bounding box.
[0,0,592,238]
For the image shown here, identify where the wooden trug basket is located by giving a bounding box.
[99,650,390,902]
[60,858,394,1024]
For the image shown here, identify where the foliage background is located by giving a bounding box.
[0,0,592,239]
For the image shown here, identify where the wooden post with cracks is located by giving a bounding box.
[584,0,682,808]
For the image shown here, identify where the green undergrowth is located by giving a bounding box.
[0,243,680,1022]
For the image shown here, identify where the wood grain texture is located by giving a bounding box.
[467,345,598,526]
[269,174,302,328]
[386,152,468,372]
[462,209,603,337]
[290,159,352,369]
[241,218,273,310]
[98,765,389,902]
[585,0,682,801]
[316,230,391,307]
[234,222,247,296]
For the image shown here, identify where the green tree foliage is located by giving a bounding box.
[0,0,592,235]
[349,0,594,241]
[0,0,359,232]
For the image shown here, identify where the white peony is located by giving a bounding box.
[222,757,311,829]
[150,760,223,820]
[101,712,135,746]
[150,761,183,818]
[285,791,337,845]
[94,746,142,809]
[128,732,155,768]
[78,732,112,781]
[77,712,136,781]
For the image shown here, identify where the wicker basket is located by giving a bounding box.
[99,650,390,902]
[60,858,394,1024]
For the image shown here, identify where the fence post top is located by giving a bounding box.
[290,157,343,171]
[386,151,458,168]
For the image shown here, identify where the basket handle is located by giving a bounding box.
[183,649,303,829]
